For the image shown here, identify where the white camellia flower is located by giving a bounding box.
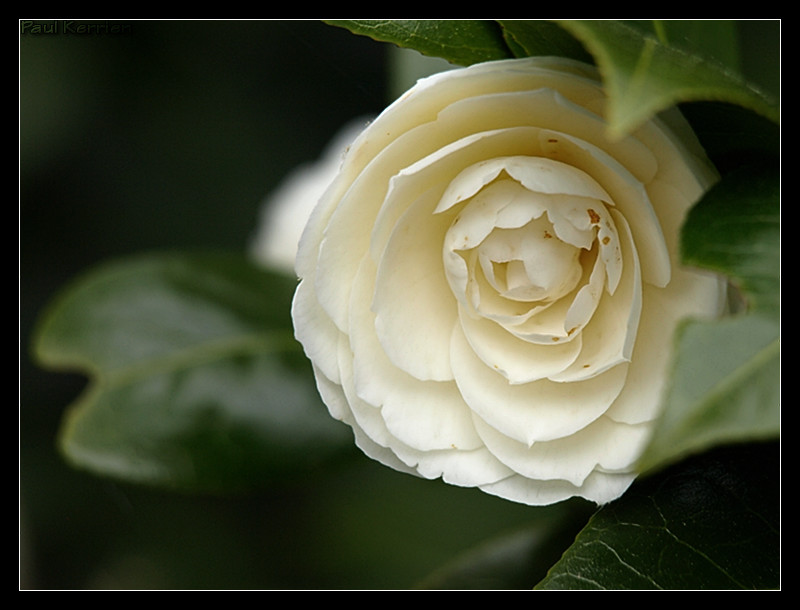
[291,56,727,506]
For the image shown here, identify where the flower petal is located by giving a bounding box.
[371,189,458,382]
[473,414,650,486]
[458,310,582,383]
[292,278,344,385]
[350,256,482,451]
[480,469,637,506]
[451,323,627,444]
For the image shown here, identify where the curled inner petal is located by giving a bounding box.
[478,218,583,303]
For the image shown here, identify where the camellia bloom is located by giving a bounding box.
[291,56,726,506]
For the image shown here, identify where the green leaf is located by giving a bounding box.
[325,20,513,66]
[495,20,594,64]
[682,164,780,319]
[638,165,780,473]
[327,20,593,67]
[641,315,778,473]
[32,252,352,492]
[556,20,779,137]
[536,442,780,590]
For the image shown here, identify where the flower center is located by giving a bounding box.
[437,156,625,348]
[477,215,583,304]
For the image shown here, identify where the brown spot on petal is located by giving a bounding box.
[544,230,553,239]
[587,209,601,224]
[602,236,611,245]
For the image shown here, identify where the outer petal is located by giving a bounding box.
[472,413,651,486]
[480,469,637,506]
[404,446,515,488]
[292,278,343,385]
[371,188,459,382]
[343,327,514,489]
[350,256,482,452]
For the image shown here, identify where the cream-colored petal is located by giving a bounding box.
[408,446,514,488]
[501,249,603,345]
[375,127,557,260]
[291,278,344,385]
[458,310,582,384]
[606,267,727,424]
[473,414,650,486]
[471,243,594,330]
[436,156,613,216]
[441,179,545,252]
[315,112,493,332]
[451,324,627,444]
[372,189,459,382]
[379,381,483,453]
[534,130,670,288]
[349,256,482,451]
[549,209,642,382]
[477,220,583,302]
[336,338,399,451]
[349,420,421,477]
[310,365,351,422]
[344,313,512,487]
[313,140,411,331]
[480,469,637,506]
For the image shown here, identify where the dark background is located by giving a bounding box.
[20,19,547,590]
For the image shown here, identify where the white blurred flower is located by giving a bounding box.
[291,57,727,506]
[250,116,373,273]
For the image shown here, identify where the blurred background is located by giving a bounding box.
[20,19,554,590]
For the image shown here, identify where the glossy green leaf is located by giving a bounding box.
[536,442,780,590]
[32,252,352,492]
[556,20,779,137]
[325,20,513,66]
